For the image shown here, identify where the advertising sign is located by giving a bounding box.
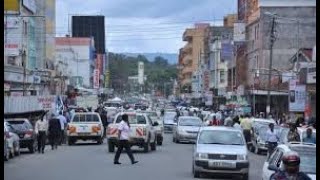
[289,80,306,112]
[307,63,316,84]
[4,0,20,14]
[37,96,55,110]
[221,40,233,61]
[93,69,100,89]
[5,17,19,28]
[233,23,246,42]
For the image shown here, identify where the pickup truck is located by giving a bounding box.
[67,112,104,145]
[107,111,158,153]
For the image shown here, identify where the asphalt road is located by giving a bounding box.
[4,134,266,180]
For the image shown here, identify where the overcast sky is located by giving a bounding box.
[56,0,237,53]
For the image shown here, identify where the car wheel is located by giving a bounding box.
[97,137,103,145]
[254,146,260,154]
[151,139,156,151]
[108,141,115,153]
[143,140,150,153]
[242,173,249,180]
[68,138,75,146]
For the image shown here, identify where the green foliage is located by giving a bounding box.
[108,52,177,95]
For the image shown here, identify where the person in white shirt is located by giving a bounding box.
[57,111,67,145]
[113,114,138,165]
[266,123,279,158]
[35,114,48,153]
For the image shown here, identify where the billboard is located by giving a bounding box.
[4,0,19,14]
[221,39,233,61]
[233,23,246,42]
[204,92,213,106]
[5,17,21,56]
[289,80,306,112]
[93,69,100,89]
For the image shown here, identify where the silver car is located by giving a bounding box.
[173,116,202,143]
[193,126,249,180]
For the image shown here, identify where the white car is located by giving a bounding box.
[4,122,20,158]
[172,116,203,143]
[67,112,104,145]
[279,126,316,144]
[143,111,164,145]
[262,142,316,180]
[193,126,249,179]
[107,111,158,153]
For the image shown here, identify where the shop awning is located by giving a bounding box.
[248,90,288,96]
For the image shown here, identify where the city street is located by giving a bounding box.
[4,134,266,180]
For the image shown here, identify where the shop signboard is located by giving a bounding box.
[289,80,306,112]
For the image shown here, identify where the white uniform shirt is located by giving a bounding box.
[118,120,131,140]
[233,123,242,130]
[35,119,48,134]
[266,129,279,143]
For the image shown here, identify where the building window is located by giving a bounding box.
[220,71,225,83]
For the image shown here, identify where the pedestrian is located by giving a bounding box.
[287,124,300,142]
[35,113,48,154]
[224,116,233,127]
[233,116,242,130]
[240,114,252,146]
[266,123,279,158]
[48,114,61,150]
[302,128,316,144]
[114,114,138,165]
[101,110,108,138]
[57,111,67,145]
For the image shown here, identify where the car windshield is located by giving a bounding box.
[198,130,245,145]
[116,114,146,124]
[72,114,100,122]
[179,118,202,126]
[291,147,316,174]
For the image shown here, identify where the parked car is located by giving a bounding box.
[67,112,104,145]
[250,123,281,154]
[262,142,316,180]
[144,111,164,145]
[6,118,37,153]
[4,121,20,158]
[107,111,158,153]
[172,116,203,143]
[193,126,249,179]
[4,127,10,161]
[163,112,177,133]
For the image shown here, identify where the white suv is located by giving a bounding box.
[193,126,249,180]
[262,142,316,180]
[107,112,158,153]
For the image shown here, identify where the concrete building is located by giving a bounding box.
[55,37,95,88]
[245,0,316,114]
[180,23,210,95]
[224,14,237,28]
[4,0,54,96]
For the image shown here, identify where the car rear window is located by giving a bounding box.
[72,114,100,122]
[291,147,316,174]
[116,114,146,124]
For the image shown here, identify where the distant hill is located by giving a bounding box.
[123,53,178,64]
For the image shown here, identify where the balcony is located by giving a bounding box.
[181,78,192,86]
[182,66,193,75]
[183,29,195,41]
[183,54,192,65]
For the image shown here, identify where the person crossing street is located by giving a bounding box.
[35,113,48,154]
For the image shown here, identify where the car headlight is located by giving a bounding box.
[195,153,208,159]
[237,154,248,160]
[178,129,187,134]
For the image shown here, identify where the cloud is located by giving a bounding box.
[56,0,237,53]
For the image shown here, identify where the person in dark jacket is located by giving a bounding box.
[48,115,62,150]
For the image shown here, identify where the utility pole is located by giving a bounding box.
[266,16,276,115]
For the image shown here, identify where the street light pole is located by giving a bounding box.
[266,16,276,115]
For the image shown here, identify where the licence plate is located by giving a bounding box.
[209,161,236,168]
[78,133,90,136]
